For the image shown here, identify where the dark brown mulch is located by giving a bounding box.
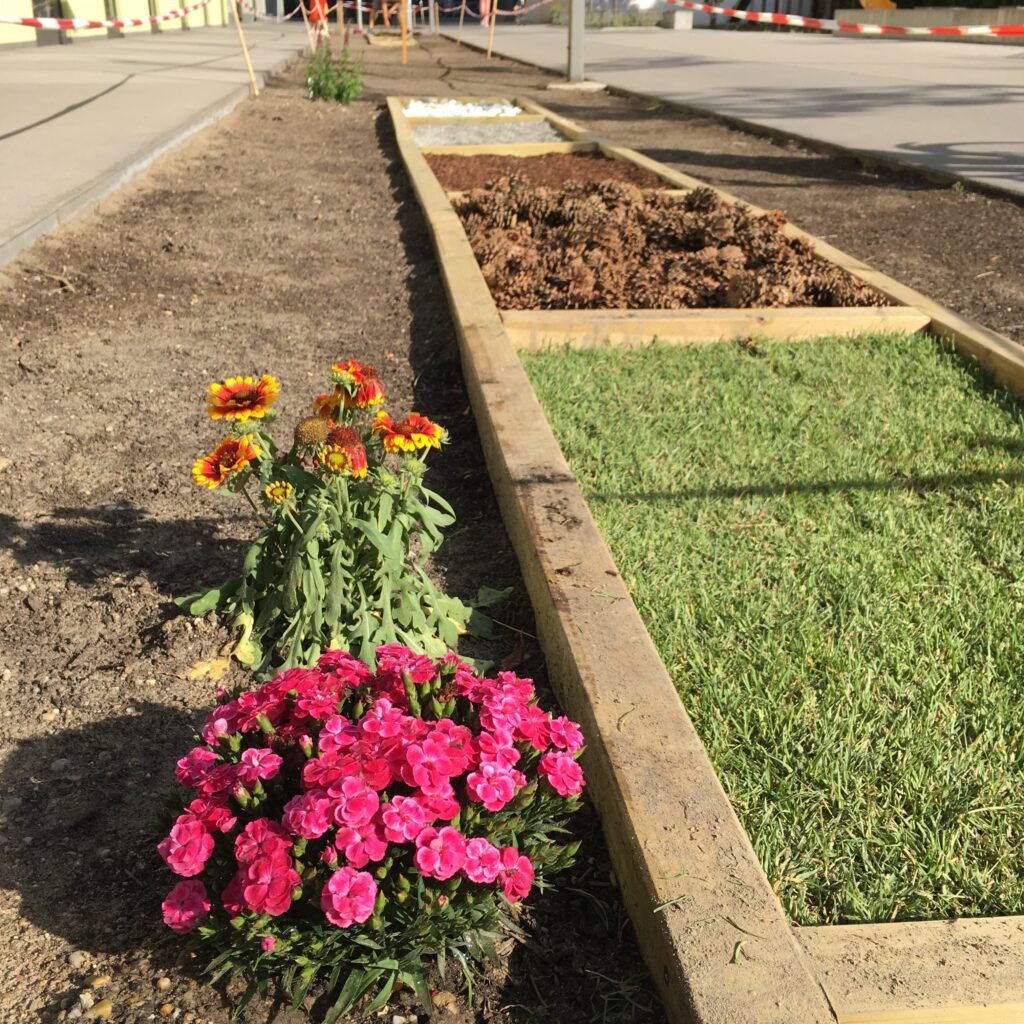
[454,178,889,310]
[0,55,660,1024]
[426,151,666,190]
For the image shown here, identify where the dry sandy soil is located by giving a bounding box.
[2,27,1023,1024]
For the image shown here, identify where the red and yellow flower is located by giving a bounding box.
[372,411,445,454]
[329,360,385,409]
[192,436,261,489]
[206,374,280,421]
[326,426,368,479]
[312,389,342,421]
[319,444,353,476]
[264,480,294,505]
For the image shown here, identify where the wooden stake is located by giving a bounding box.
[486,1,496,58]
[229,0,260,96]
[298,0,315,51]
[338,0,344,37]
[399,0,407,63]
[456,0,465,42]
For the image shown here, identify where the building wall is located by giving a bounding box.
[0,0,232,45]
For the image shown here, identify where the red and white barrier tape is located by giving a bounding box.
[668,0,1024,37]
[0,0,211,30]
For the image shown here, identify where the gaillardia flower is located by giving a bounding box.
[326,426,368,479]
[312,389,342,421]
[330,360,385,409]
[192,436,261,489]
[206,375,280,421]
[372,411,445,454]
[320,444,353,475]
[264,480,294,505]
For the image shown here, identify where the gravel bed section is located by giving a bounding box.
[412,120,565,146]
[404,98,524,117]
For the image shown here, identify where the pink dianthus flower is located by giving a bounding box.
[548,716,585,754]
[235,818,292,865]
[175,746,219,788]
[497,847,534,903]
[158,816,215,878]
[326,775,379,827]
[538,751,585,797]
[462,837,501,884]
[281,792,332,839]
[237,747,283,786]
[334,820,388,868]
[162,879,211,933]
[321,866,377,928]
[380,795,429,843]
[414,826,467,881]
[466,761,518,812]
[241,854,300,916]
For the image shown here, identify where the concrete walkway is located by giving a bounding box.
[0,23,307,266]
[443,24,1024,195]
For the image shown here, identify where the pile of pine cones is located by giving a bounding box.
[453,178,889,310]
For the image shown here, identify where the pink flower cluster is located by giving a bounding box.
[160,645,584,935]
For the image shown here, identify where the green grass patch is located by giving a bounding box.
[521,333,1024,925]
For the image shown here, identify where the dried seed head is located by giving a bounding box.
[294,416,329,446]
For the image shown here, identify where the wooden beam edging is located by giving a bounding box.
[500,307,932,350]
[418,140,594,157]
[797,918,1024,1024]
[387,94,837,1024]
[516,98,1024,398]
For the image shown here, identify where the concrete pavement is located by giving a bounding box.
[0,23,307,267]
[443,24,1024,196]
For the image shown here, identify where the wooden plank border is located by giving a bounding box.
[797,918,1024,1023]
[389,93,838,1024]
[419,140,594,157]
[500,307,932,349]
[389,93,1024,1024]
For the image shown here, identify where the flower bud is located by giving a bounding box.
[256,714,276,736]
[374,891,387,914]
[396,891,408,904]
[233,785,251,809]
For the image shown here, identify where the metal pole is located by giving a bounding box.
[567,0,584,82]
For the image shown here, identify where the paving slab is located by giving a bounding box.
[442,23,1024,195]
[0,24,307,266]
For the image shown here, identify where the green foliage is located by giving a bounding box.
[524,333,1024,924]
[306,46,363,104]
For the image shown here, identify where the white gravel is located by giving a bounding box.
[412,121,566,146]
[404,98,525,118]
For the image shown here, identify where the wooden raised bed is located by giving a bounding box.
[387,93,1024,1024]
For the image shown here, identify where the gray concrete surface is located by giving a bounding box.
[442,24,1024,195]
[0,24,307,267]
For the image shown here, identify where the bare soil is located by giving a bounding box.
[426,152,666,190]
[454,178,888,309]
[0,53,660,1024]
[3,27,1024,1024]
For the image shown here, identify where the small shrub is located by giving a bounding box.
[159,646,585,1020]
[182,360,486,673]
[306,46,363,104]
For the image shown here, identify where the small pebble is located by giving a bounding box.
[41,709,59,723]
[89,975,112,989]
[155,977,172,992]
[84,1000,112,1020]
[78,991,95,1010]
[160,1003,175,1018]
[51,758,70,773]
[68,950,89,970]
[0,669,10,682]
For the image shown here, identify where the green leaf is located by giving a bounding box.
[474,585,513,609]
